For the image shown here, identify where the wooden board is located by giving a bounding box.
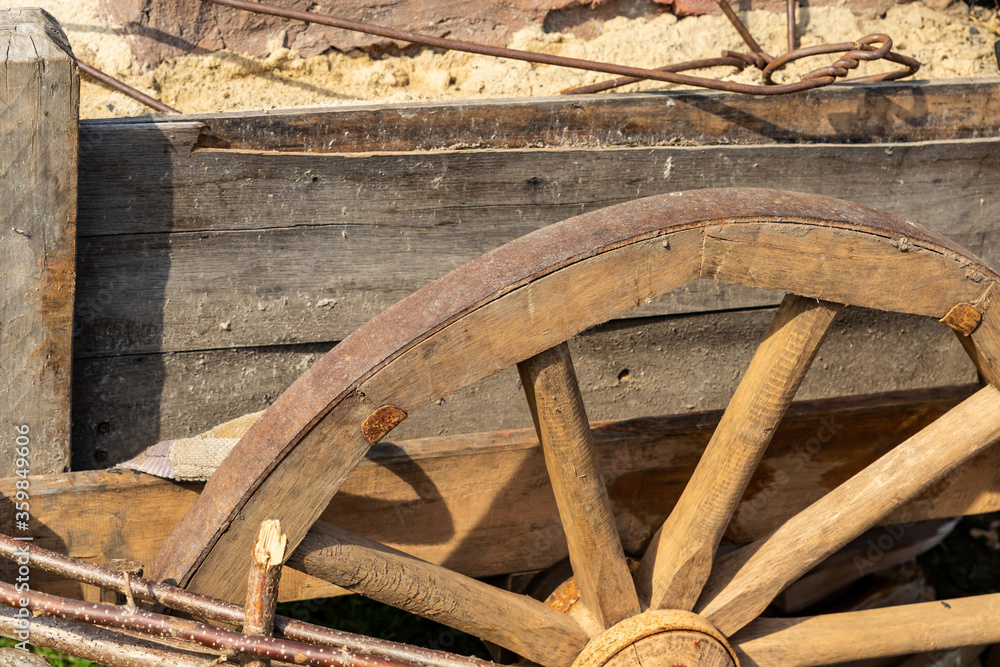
[74,137,1000,357]
[0,9,78,476]
[73,304,975,468]
[69,82,1000,470]
[71,342,334,469]
[6,384,1000,603]
[85,78,1000,154]
[0,467,340,604]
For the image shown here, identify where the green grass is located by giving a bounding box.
[0,637,93,666]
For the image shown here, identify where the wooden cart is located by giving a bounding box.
[4,8,1000,666]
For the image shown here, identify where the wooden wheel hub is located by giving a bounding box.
[573,610,739,667]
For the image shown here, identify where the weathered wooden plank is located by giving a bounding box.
[70,341,333,470]
[7,383,1000,604]
[80,78,1000,154]
[0,9,78,476]
[72,306,974,469]
[0,468,341,604]
[76,138,1000,356]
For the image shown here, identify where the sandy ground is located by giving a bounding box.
[2,0,999,119]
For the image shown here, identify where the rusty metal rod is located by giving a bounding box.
[77,60,180,114]
[762,35,920,84]
[0,581,404,667]
[0,605,222,667]
[714,0,771,66]
[0,533,489,667]
[561,55,748,95]
[198,0,841,95]
[787,0,797,52]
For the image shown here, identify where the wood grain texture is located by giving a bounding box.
[5,384,999,603]
[241,520,285,667]
[73,304,975,468]
[604,632,735,667]
[732,593,1000,666]
[0,9,78,476]
[636,295,841,611]
[89,78,1000,155]
[702,222,992,318]
[0,469,340,603]
[517,343,639,629]
[573,610,738,667]
[969,284,1000,388]
[153,189,996,603]
[166,391,375,601]
[75,137,1000,357]
[288,522,589,667]
[696,385,1000,636]
[160,226,703,601]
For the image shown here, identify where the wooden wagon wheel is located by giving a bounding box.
[151,187,1000,666]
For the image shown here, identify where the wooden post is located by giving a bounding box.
[0,9,78,476]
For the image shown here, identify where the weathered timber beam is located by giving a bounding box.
[75,138,1000,356]
[82,78,1000,154]
[5,384,997,602]
[0,8,78,476]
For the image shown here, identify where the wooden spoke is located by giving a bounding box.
[732,592,1000,666]
[635,294,842,611]
[517,342,640,629]
[696,384,1000,635]
[287,522,589,667]
[155,190,997,604]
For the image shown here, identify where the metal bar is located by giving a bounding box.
[561,56,748,95]
[715,0,771,64]
[787,0,797,51]
[0,533,490,667]
[77,60,180,114]
[197,0,839,95]
[0,581,405,667]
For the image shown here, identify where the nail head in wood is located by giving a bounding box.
[361,405,407,443]
[940,302,982,336]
